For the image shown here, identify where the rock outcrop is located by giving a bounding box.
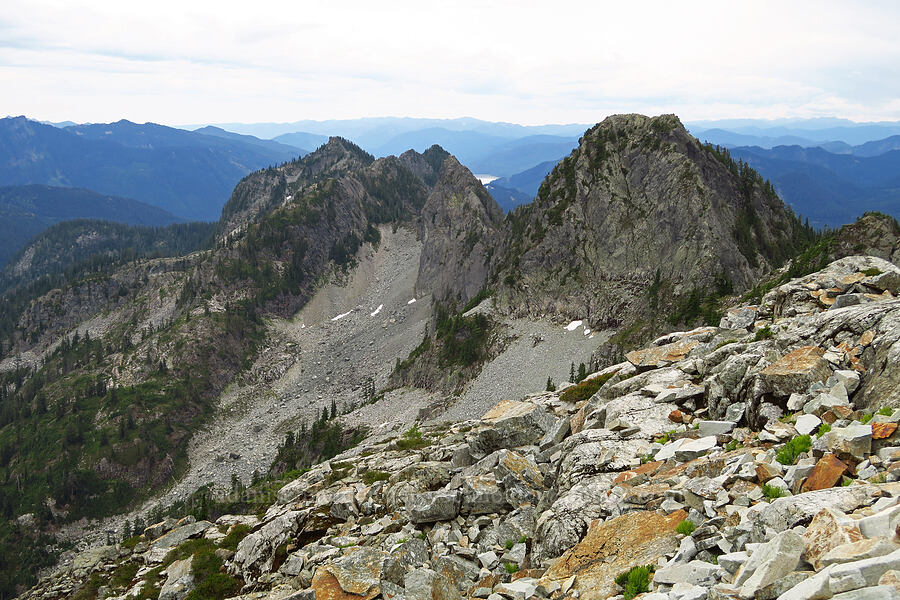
[24,255,900,600]
[416,157,504,306]
[489,113,809,330]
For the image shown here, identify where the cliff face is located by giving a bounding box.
[490,114,805,329]
[417,156,504,306]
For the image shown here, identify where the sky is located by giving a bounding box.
[3,0,900,127]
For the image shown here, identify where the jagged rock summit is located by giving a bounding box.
[490,113,810,329]
[27,254,900,600]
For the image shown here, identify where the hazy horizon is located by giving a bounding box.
[3,1,899,126]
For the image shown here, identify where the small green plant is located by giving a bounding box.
[504,562,519,574]
[519,534,527,544]
[725,440,741,452]
[654,429,677,444]
[754,326,773,341]
[505,539,515,550]
[862,267,883,277]
[816,423,832,439]
[675,519,696,535]
[878,407,894,417]
[110,562,140,589]
[714,338,738,350]
[871,473,887,484]
[559,371,617,403]
[361,470,391,485]
[640,453,655,464]
[615,564,655,600]
[860,413,874,424]
[394,423,430,450]
[776,434,812,465]
[762,483,787,500]
[219,524,252,552]
[841,476,854,486]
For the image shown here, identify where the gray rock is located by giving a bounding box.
[795,414,822,436]
[407,489,461,524]
[831,586,900,600]
[829,549,900,594]
[824,425,873,461]
[470,401,555,454]
[404,568,461,600]
[654,560,723,587]
[698,420,736,436]
[151,521,213,549]
[675,436,718,462]
[858,504,900,539]
[725,402,747,424]
[477,551,499,569]
[459,474,507,515]
[736,530,805,599]
[159,557,194,600]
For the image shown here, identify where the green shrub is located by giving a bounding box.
[725,440,741,452]
[878,407,894,417]
[776,434,811,465]
[816,423,832,439]
[394,423,429,450]
[504,562,519,574]
[218,524,251,552]
[762,483,787,500]
[863,267,883,277]
[361,470,391,485]
[675,519,696,535]
[183,548,240,600]
[559,371,616,403]
[615,564,655,600]
[753,326,773,341]
[505,539,515,550]
[110,562,140,589]
[860,413,874,424]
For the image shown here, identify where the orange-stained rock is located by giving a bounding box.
[613,460,664,486]
[669,409,684,423]
[860,330,876,346]
[756,463,781,484]
[512,568,544,581]
[873,422,899,440]
[570,405,586,435]
[311,547,385,600]
[760,346,832,396]
[540,510,686,600]
[802,508,864,571]
[626,339,699,369]
[802,453,849,493]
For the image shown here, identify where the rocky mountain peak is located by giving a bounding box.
[488,113,809,334]
[416,155,504,305]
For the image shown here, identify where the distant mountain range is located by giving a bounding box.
[726,144,900,228]
[0,184,182,267]
[0,117,302,221]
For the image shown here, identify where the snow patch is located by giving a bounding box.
[331,310,353,322]
[407,298,417,305]
[583,328,591,335]
[565,320,583,332]
[370,304,383,317]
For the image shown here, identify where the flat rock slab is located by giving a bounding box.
[151,521,213,549]
[760,346,832,397]
[626,339,699,370]
[802,453,849,493]
[540,509,686,600]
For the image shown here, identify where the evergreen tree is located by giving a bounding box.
[569,362,575,382]
[577,363,587,383]
[545,376,556,392]
[330,398,337,420]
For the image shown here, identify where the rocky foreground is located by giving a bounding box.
[24,255,900,600]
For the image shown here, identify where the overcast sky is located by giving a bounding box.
[3,0,899,126]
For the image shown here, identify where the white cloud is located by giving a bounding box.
[1,0,899,125]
